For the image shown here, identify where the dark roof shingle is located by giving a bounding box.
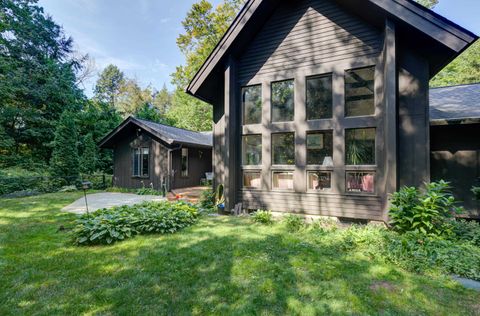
[135,118,212,147]
[430,83,480,121]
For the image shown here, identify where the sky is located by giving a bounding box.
[39,0,480,98]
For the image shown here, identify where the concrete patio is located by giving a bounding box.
[62,192,165,214]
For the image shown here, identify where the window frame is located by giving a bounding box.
[242,134,262,166]
[345,171,376,195]
[271,79,295,123]
[242,170,262,190]
[344,66,376,118]
[306,130,334,167]
[306,73,333,121]
[306,170,332,192]
[272,170,294,191]
[181,148,189,178]
[132,147,150,178]
[241,84,262,125]
[271,132,295,166]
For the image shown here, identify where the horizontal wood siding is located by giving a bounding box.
[239,190,383,220]
[238,0,382,83]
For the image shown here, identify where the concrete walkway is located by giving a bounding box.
[62,192,165,214]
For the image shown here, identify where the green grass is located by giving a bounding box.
[1,193,479,315]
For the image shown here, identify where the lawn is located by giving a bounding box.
[0,193,479,315]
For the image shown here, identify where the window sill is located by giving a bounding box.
[345,165,377,170]
[242,165,263,170]
[131,176,150,179]
[271,165,295,170]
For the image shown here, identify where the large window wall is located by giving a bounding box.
[240,63,380,195]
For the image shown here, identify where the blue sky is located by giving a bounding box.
[39,0,479,97]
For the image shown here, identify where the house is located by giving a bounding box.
[430,83,480,218]
[99,117,213,191]
[186,0,478,221]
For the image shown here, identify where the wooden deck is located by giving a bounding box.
[167,186,211,203]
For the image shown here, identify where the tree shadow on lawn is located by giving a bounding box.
[2,216,480,315]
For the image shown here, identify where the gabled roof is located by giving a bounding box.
[430,83,480,125]
[186,0,478,104]
[98,117,212,148]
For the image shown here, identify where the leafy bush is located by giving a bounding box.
[251,210,274,225]
[450,219,480,247]
[389,180,462,236]
[283,214,305,232]
[472,186,480,200]
[310,225,480,281]
[199,188,215,210]
[73,201,198,245]
[310,217,338,233]
[136,187,162,196]
[58,185,78,192]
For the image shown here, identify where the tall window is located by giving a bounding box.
[306,75,332,120]
[272,133,295,165]
[345,128,376,165]
[242,135,262,165]
[306,131,333,165]
[345,67,375,117]
[132,147,149,177]
[181,148,188,177]
[242,85,262,125]
[271,80,294,122]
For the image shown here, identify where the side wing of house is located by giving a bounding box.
[112,132,169,190]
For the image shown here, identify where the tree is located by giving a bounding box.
[431,41,480,87]
[94,64,125,108]
[79,133,97,174]
[170,0,244,131]
[50,111,80,183]
[134,103,163,123]
[166,89,213,131]
[0,0,85,167]
[415,0,438,9]
[116,78,152,116]
[152,84,172,116]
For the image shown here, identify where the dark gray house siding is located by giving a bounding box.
[429,83,480,218]
[431,123,480,218]
[188,0,477,221]
[100,117,213,191]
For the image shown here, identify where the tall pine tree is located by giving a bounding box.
[80,133,97,175]
[50,111,80,184]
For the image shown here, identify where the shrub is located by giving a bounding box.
[310,217,338,233]
[251,210,274,225]
[472,186,480,200]
[73,201,198,245]
[450,219,480,247]
[389,180,462,236]
[58,185,78,192]
[283,214,305,232]
[136,187,162,196]
[199,188,215,210]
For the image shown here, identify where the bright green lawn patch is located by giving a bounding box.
[1,193,480,315]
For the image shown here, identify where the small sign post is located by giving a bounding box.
[82,181,92,215]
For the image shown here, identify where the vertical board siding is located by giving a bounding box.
[238,0,382,83]
[113,133,211,190]
[430,124,480,218]
[171,147,213,189]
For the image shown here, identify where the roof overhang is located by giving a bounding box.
[186,0,478,104]
[98,117,212,149]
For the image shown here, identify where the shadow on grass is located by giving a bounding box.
[1,203,479,315]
